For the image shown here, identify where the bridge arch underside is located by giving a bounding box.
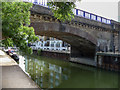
[31,22,97,58]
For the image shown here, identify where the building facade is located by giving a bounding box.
[30,36,70,51]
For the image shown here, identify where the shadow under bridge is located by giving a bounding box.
[31,21,97,58]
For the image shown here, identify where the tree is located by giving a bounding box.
[48,2,75,22]
[48,0,81,22]
[1,1,81,54]
[2,2,38,54]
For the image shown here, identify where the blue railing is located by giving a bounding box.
[23,0,111,24]
[73,9,111,24]
[23,0,48,6]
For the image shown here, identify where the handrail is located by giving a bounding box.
[74,8,111,24]
[23,0,111,24]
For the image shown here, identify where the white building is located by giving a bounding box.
[30,36,70,51]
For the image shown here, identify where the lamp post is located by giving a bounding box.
[118,25,120,53]
[110,22,115,53]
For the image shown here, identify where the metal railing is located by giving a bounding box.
[23,0,48,6]
[73,9,111,24]
[23,0,111,24]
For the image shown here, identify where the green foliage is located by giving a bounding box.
[2,2,38,54]
[2,38,13,47]
[47,0,82,22]
[48,2,75,22]
[37,49,42,55]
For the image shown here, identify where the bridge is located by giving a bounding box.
[25,1,120,59]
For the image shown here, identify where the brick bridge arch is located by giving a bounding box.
[31,21,97,58]
[30,4,120,58]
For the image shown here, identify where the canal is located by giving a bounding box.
[18,52,120,88]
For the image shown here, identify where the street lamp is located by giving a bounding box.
[110,22,115,53]
[118,25,120,53]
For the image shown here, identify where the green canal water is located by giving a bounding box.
[18,53,120,88]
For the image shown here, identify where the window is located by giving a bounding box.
[44,42,49,46]
[51,42,54,47]
[56,42,60,47]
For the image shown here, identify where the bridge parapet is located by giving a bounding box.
[30,4,120,33]
[24,0,111,24]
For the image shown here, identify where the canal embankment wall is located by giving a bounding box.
[33,50,97,67]
[33,50,120,72]
[96,52,120,72]
[33,50,70,61]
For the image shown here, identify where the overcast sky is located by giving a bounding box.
[75,0,120,21]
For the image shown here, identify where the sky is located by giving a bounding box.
[75,0,120,21]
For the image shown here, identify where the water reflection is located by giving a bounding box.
[18,53,119,88]
[19,55,70,88]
